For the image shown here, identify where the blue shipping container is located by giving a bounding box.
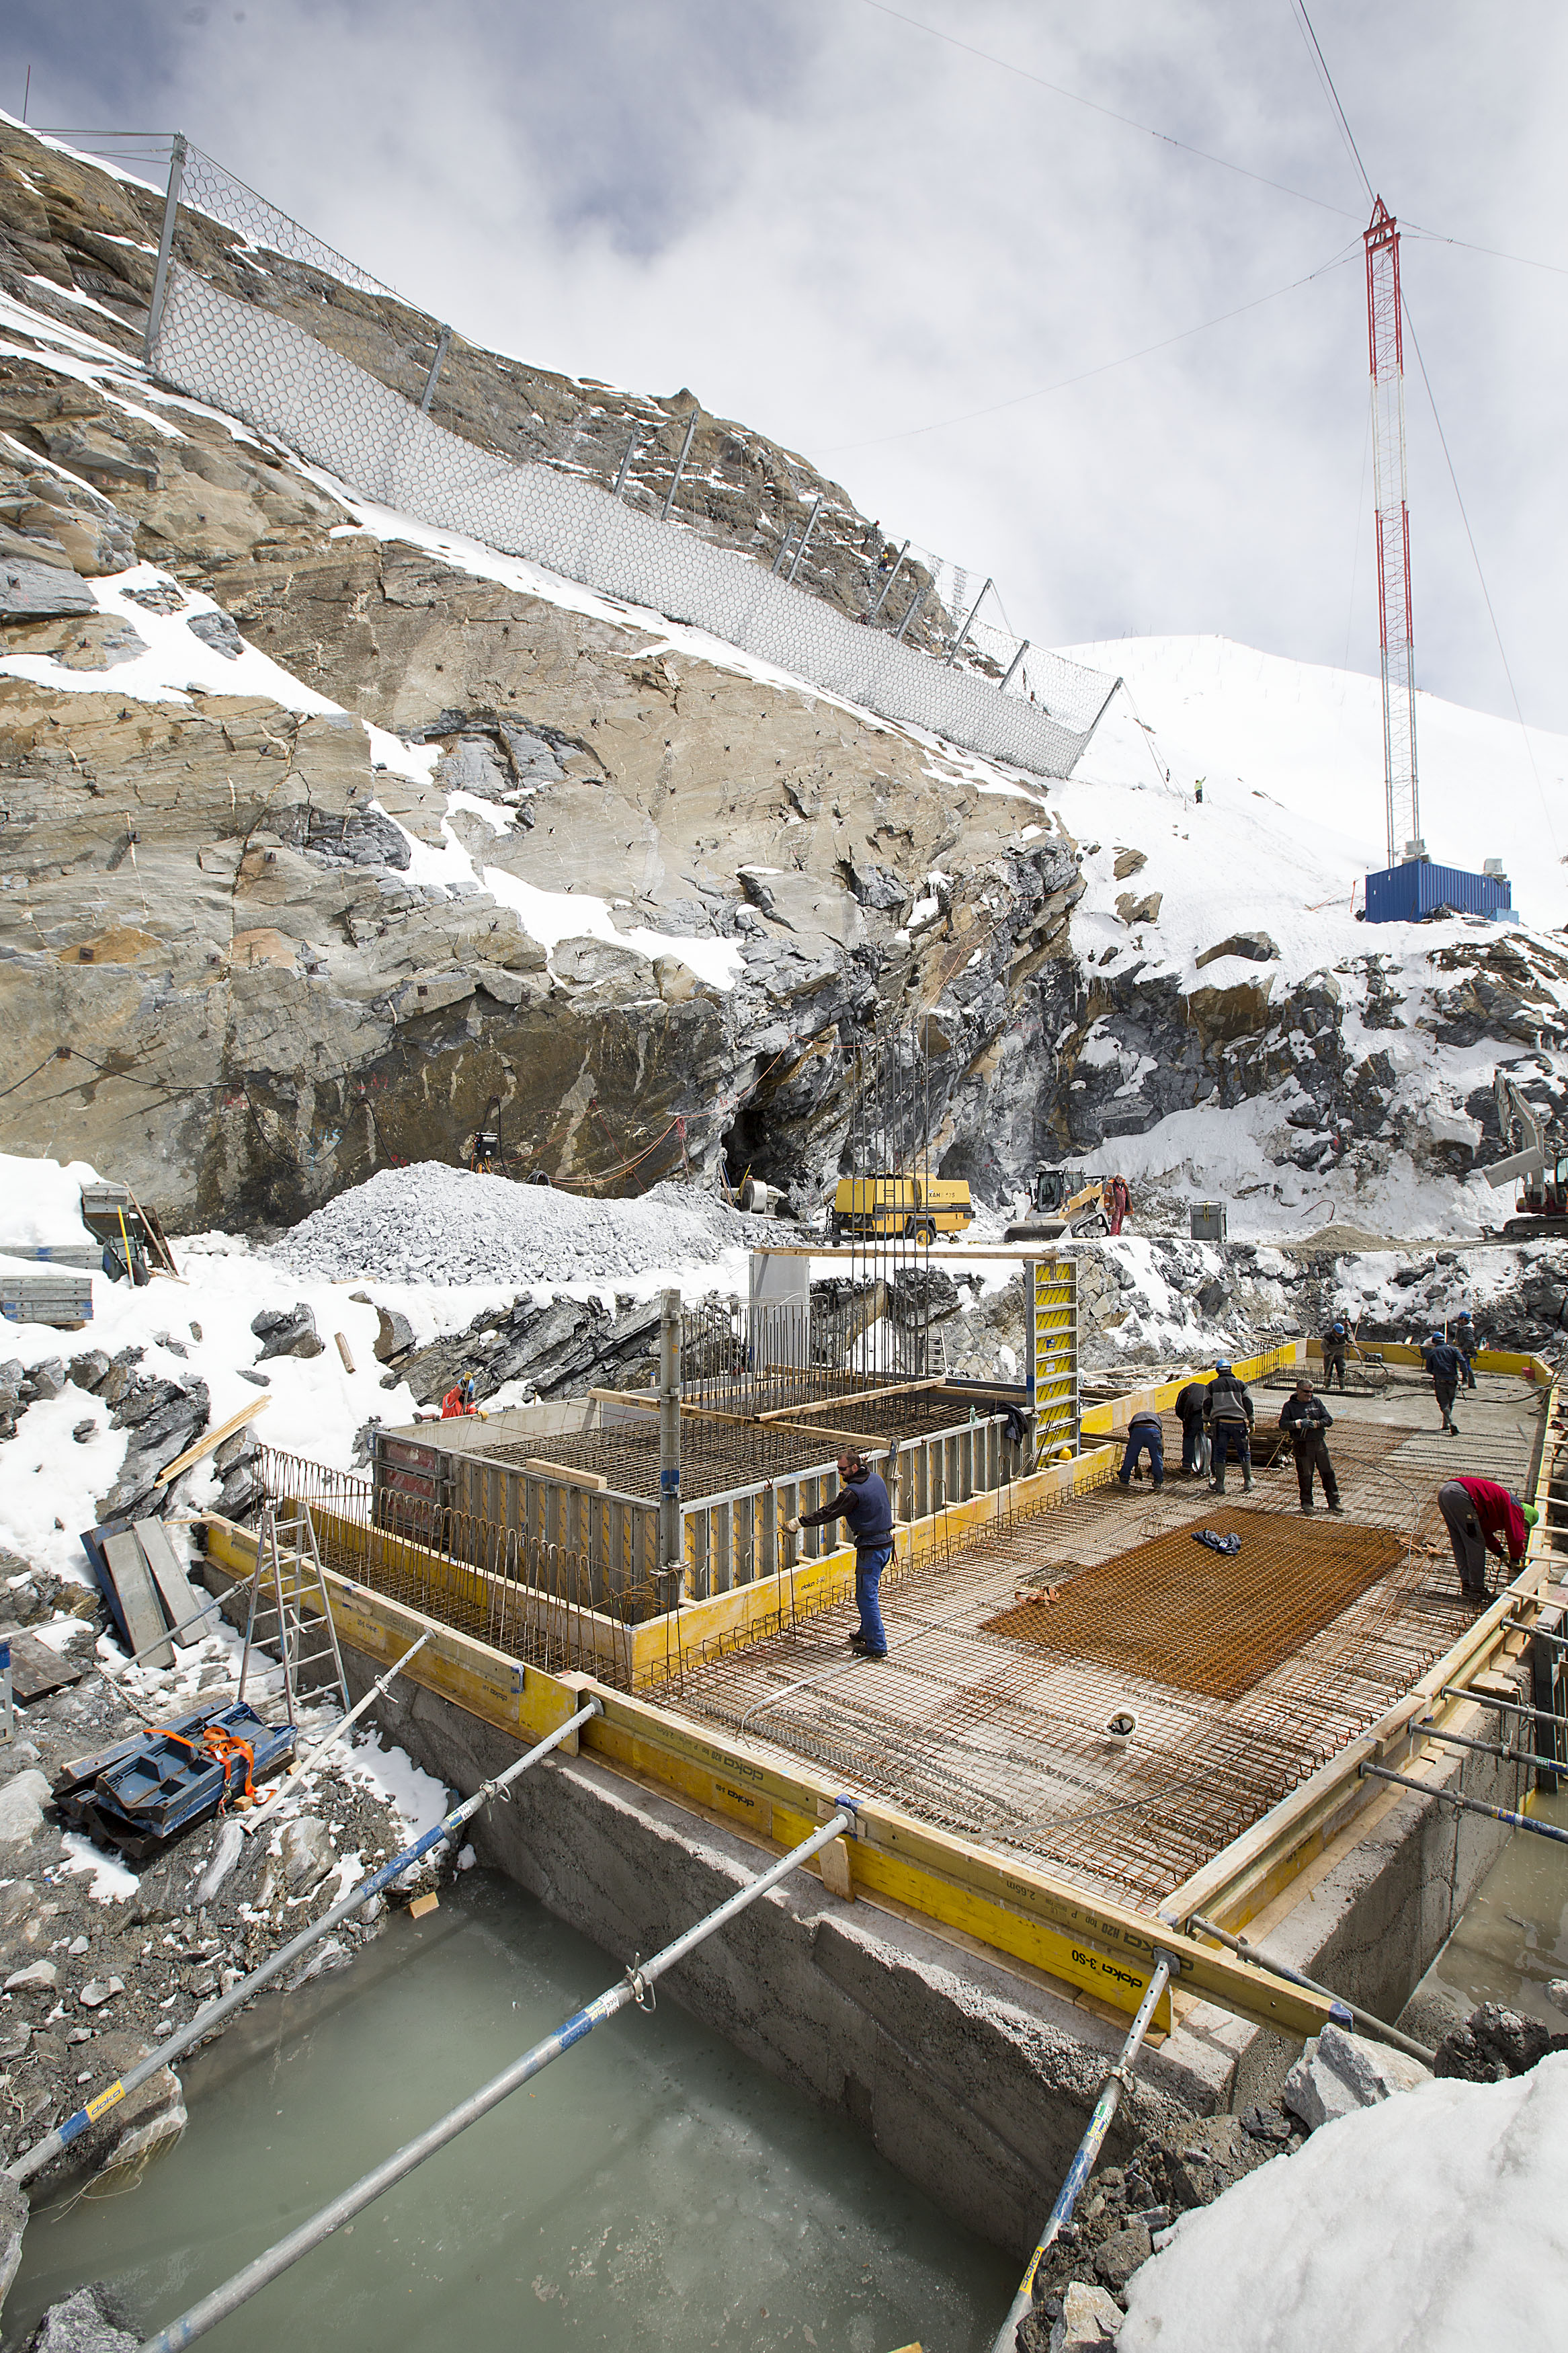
[1364,861,1515,924]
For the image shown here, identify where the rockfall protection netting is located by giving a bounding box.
[144,147,1114,783]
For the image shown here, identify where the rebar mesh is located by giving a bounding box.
[260,1447,643,1686]
[983,1513,1404,1703]
[657,1383,1548,1907]
[479,1418,844,1505]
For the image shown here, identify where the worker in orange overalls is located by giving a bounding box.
[441,1375,481,1417]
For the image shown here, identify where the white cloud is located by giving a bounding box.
[9,0,1566,729]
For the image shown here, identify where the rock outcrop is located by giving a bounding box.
[1,117,1564,1242]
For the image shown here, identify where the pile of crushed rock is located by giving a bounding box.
[272,1165,771,1288]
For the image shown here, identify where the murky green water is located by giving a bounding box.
[1417,1785,1568,2029]
[7,1873,1016,2352]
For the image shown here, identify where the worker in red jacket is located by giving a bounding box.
[440,1375,481,1418]
[1436,1476,1538,1603]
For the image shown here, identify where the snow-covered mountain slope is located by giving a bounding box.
[0,105,1561,1249]
[948,639,1568,1241]
[1062,635,1567,935]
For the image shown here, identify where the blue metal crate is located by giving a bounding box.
[55,1700,294,1856]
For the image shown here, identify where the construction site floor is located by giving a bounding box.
[651,1373,1546,1913]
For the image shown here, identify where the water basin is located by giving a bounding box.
[7,1870,1017,2352]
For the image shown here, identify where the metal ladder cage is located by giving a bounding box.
[239,1501,352,1725]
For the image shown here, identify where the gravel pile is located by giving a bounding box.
[273,1164,771,1287]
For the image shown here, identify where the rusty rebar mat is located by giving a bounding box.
[982,1511,1407,1702]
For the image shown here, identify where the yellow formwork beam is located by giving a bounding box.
[1079,1342,1302,1437]
[204,1515,1338,2045]
[1305,1337,1553,1383]
[1167,1361,1563,1933]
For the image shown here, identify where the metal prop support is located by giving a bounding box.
[143,132,187,367]
[139,1804,856,2350]
[13,1699,604,2190]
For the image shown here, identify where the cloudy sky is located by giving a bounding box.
[7,1,1565,734]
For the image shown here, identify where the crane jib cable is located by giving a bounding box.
[818,245,1359,454]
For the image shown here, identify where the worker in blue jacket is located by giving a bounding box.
[787,1449,893,1657]
[1421,1331,1466,1436]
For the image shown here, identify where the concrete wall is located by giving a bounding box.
[352,1650,1231,2262]
[1190,1668,1530,2111]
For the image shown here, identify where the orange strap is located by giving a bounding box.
[150,1725,260,1810]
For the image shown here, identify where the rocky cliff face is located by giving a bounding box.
[0,127,1081,1227]
[1,122,1562,1242]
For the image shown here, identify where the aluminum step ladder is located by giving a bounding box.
[239,1501,351,1726]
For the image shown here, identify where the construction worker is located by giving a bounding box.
[1106,1174,1130,1236]
[1174,1376,1210,1478]
[1454,1312,1479,1390]
[786,1448,893,1658]
[1421,1330,1466,1435]
[1278,1378,1342,1515]
[1436,1477,1538,1603]
[1321,1321,1349,1392]
[1118,1407,1165,1491]
[440,1375,481,1418]
[1205,1360,1254,1494]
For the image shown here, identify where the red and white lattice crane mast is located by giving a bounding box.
[1364,198,1421,869]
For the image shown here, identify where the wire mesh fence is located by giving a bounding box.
[117,136,1117,782]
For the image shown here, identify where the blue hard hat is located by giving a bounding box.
[1331,1322,1344,1334]
[1430,1331,1444,1346]
[1214,1359,1232,1373]
[1457,1310,1473,1322]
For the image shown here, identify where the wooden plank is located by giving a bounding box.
[525,1458,608,1490]
[101,1531,173,1668]
[334,1331,356,1374]
[156,1394,270,1487]
[132,1519,204,1648]
[1,1628,86,1700]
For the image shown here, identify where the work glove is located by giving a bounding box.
[783,1516,801,1534]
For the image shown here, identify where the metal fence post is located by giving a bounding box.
[612,429,640,498]
[786,495,823,586]
[999,637,1030,694]
[659,1288,682,1604]
[418,323,452,415]
[867,539,909,621]
[946,576,993,666]
[660,409,700,522]
[893,579,930,643]
[142,131,187,370]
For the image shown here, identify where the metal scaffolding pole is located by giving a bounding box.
[612,429,640,498]
[786,496,823,586]
[660,409,700,522]
[417,324,452,415]
[14,1699,602,2190]
[990,1954,1175,2352]
[867,539,909,619]
[659,1286,683,1605]
[140,1806,856,2352]
[142,132,186,367]
[893,580,930,644]
[945,577,992,667]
